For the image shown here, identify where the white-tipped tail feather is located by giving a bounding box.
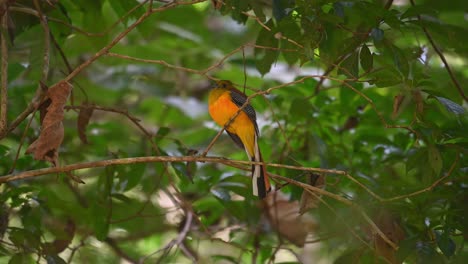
[252,135,261,196]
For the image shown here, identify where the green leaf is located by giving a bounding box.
[116,163,146,191]
[155,127,171,143]
[272,0,287,21]
[108,0,144,25]
[45,255,67,264]
[396,237,418,262]
[435,231,456,257]
[279,19,301,65]
[360,44,373,72]
[428,145,442,176]
[211,187,231,201]
[111,193,133,203]
[339,51,359,78]
[251,2,266,22]
[91,203,109,241]
[289,98,312,119]
[8,253,34,264]
[0,144,9,156]
[255,20,279,75]
[368,69,402,87]
[371,28,384,42]
[401,5,438,20]
[211,255,239,264]
[8,63,26,81]
[433,96,465,115]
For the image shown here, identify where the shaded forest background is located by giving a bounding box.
[0,0,467,263]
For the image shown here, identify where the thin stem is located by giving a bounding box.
[0,10,8,137]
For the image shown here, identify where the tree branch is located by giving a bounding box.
[0,155,345,183]
[0,9,8,137]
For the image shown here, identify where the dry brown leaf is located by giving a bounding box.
[264,192,317,247]
[299,173,325,214]
[392,94,405,120]
[0,205,8,238]
[338,116,359,133]
[77,103,94,144]
[372,210,405,264]
[412,90,424,115]
[211,0,223,10]
[26,81,72,166]
[42,218,75,255]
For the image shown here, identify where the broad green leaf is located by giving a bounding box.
[401,5,438,19]
[428,145,442,176]
[368,69,402,87]
[371,28,384,42]
[0,144,8,156]
[396,237,419,262]
[255,20,279,75]
[45,255,67,264]
[108,0,144,25]
[116,163,146,191]
[91,203,109,241]
[8,253,34,264]
[435,231,456,257]
[279,19,301,65]
[211,187,231,201]
[433,96,465,115]
[273,0,288,21]
[211,255,239,264]
[339,51,359,78]
[360,44,373,72]
[154,127,171,143]
[289,98,312,119]
[7,63,26,81]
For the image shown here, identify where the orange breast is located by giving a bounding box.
[209,92,256,156]
[209,93,251,131]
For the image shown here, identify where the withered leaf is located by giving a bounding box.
[264,192,317,247]
[211,0,223,10]
[42,218,75,255]
[338,116,359,133]
[392,94,405,120]
[77,103,94,144]
[299,173,325,214]
[372,210,405,264]
[26,81,72,166]
[412,90,424,115]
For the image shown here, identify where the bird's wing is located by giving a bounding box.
[229,90,259,135]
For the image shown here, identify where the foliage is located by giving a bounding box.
[0,0,466,263]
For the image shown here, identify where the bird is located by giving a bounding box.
[208,80,271,198]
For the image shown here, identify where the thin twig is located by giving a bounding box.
[105,237,138,264]
[270,174,398,250]
[382,150,460,202]
[33,0,50,83]
[139,211,193,263]
[3,0,205,138]
[409,0,466,101]
[313,0,394,95]
[0,10,8,137]
[9,0,148,37]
